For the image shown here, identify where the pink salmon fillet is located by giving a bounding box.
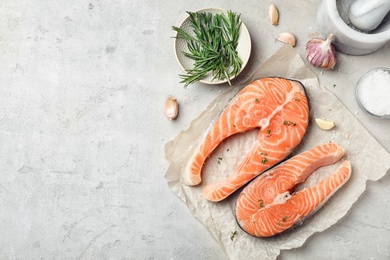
[183,77,310,202]
[235,143,351,238]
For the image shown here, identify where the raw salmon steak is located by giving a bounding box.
[235,143,352,238]
[183,77,309,202]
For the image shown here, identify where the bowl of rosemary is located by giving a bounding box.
[173,8,252,87]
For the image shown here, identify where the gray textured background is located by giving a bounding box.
[0,0,389,259]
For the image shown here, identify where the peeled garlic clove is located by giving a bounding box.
[269,3,279,25]
[275,32,296,47]
[306,34,337,69]
[315,117,336,130]
[165,96,179,120]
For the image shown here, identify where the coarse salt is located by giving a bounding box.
[357,69,390,117]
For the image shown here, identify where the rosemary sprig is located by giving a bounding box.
[172,10,243,87]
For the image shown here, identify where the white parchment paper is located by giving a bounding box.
[164,45,390,259]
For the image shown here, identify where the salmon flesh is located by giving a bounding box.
[183,77,310,202]
[235,143,352,238]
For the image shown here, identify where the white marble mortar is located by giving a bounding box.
[317,0,390,55]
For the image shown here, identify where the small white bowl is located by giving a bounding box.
[356,67,390,119]
[174,8,251,85]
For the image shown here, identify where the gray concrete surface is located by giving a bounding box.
[0,0,389,259]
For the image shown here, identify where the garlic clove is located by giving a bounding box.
[269,3,279,25]
[275,32,296,47]
[306,34,337,70]
[165,96,179,120]
[315,117,336,130]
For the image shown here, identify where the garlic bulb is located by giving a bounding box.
[165,96,179,120]
[306,34,337,69]
[275,32,296,47]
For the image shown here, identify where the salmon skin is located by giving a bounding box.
[183,77,310,202]
[235,143,352,238]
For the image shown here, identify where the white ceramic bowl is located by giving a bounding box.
[174,8,251,85]
[316,0,390,55]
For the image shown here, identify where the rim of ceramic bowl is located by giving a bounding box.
[355,67,390,119]
[325,0,390,44]
[173,7,252,85]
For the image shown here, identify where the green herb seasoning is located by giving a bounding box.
[255,98,259,103]
[217,157,223,165]
[258,199,264,208]
[283,121,296,126]
[266,129,271,136]
[230,231,237,241]
[260,152,268,164]
[172,10,243,87]
[282,216,288,222]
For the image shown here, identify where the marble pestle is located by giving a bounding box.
[349,0,390,32]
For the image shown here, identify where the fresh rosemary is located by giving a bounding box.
[172,10,243,87]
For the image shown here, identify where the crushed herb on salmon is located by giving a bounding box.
[283,120,296,126]
[260,152,268,164]
[258,199,264,208]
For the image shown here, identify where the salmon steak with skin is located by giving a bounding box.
[235,143,352,238]
[183,77,310,202]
